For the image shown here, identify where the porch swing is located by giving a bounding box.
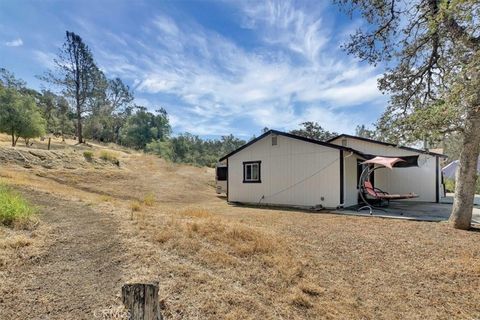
[358,156,419,214]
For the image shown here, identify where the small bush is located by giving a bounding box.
[83,150,94,161]
[444,178,455,193]
[154,229,175,244]
[444,176,480,194]
[0,184,36,228]
[143,193,156,206]
[130,201,142,212]
[99,195,113,202]
[99,150,119,165]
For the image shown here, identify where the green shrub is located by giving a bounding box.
[99,150,119,165]
[444,178,455,193]
[83,150,94,161]
[130,201,141,212]
[444,176,480,194]
[143,193,156,206]
[0,184,36,228]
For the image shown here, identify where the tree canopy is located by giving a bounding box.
[41,31,103,143]
[290,122,337,141]
[0,87,45,146]
[337,0,480,229]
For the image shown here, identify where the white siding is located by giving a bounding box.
[228,134,341,208]
[332,137,439,203]
[343,153,360,207]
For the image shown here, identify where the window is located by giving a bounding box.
[216,166,227,181]
[243,161,261,183]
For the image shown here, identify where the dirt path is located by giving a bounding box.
[0,188,126,320]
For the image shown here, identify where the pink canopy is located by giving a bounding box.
[362,156,406,169]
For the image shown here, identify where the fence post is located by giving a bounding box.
[122,282,162,320]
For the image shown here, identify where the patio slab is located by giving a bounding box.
[441,193,480,206]
[340,201,480,224]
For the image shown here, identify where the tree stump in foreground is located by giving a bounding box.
[122,282,162,320]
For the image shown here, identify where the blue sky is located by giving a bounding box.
[0,0,387,139]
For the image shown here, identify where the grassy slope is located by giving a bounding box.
[0,134,479,319]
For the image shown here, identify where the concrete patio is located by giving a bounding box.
[441,193,480,205]
[341,200,480,224]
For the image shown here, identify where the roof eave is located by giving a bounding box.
[218,130,356,161]
[328,134,448,158]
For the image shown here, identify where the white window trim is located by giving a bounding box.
[243,161,261,183]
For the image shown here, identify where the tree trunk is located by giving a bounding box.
[74,42,82,144]
[114,125,120,144]
[449,108,480,229]
[11,130,15,147]
[77,111,83,143]
[13,135,19,147]
[122,283,162,320]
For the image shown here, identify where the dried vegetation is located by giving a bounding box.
[0,134,479,319]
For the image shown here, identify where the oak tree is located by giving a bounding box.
[337,0,480,229]
[290,121,338,141]
[0,87,46,146]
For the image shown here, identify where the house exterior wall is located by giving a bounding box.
[343,153,360,207]
[332,137,440,203]
[228,133,341,208]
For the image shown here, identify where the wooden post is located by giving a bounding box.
[47,138,51,150]
[122,282,162,320]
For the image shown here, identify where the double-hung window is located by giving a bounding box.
[243,161,261,183]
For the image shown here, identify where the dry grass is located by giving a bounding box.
[178,208,212,218]
[154,213,282,258]
[130,207,345,319]
[0,134,479,319]
[122,205,480,319]
[289,290,313,309]
[0,234,32,249]
[99,195,114,202]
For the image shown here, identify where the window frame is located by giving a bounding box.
[243,161,261,183]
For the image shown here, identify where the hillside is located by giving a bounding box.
[0,134,479,320]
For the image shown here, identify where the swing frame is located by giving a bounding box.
[357,160,419,214]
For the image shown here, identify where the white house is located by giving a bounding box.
[219,130,446,209]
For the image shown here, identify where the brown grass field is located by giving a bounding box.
[0,134,479,319]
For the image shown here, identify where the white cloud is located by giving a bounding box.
[153,15,180,36]
[33,50,56,69]
[5,38,23,47]
[81,1,385,136]
[240,0,329,64]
